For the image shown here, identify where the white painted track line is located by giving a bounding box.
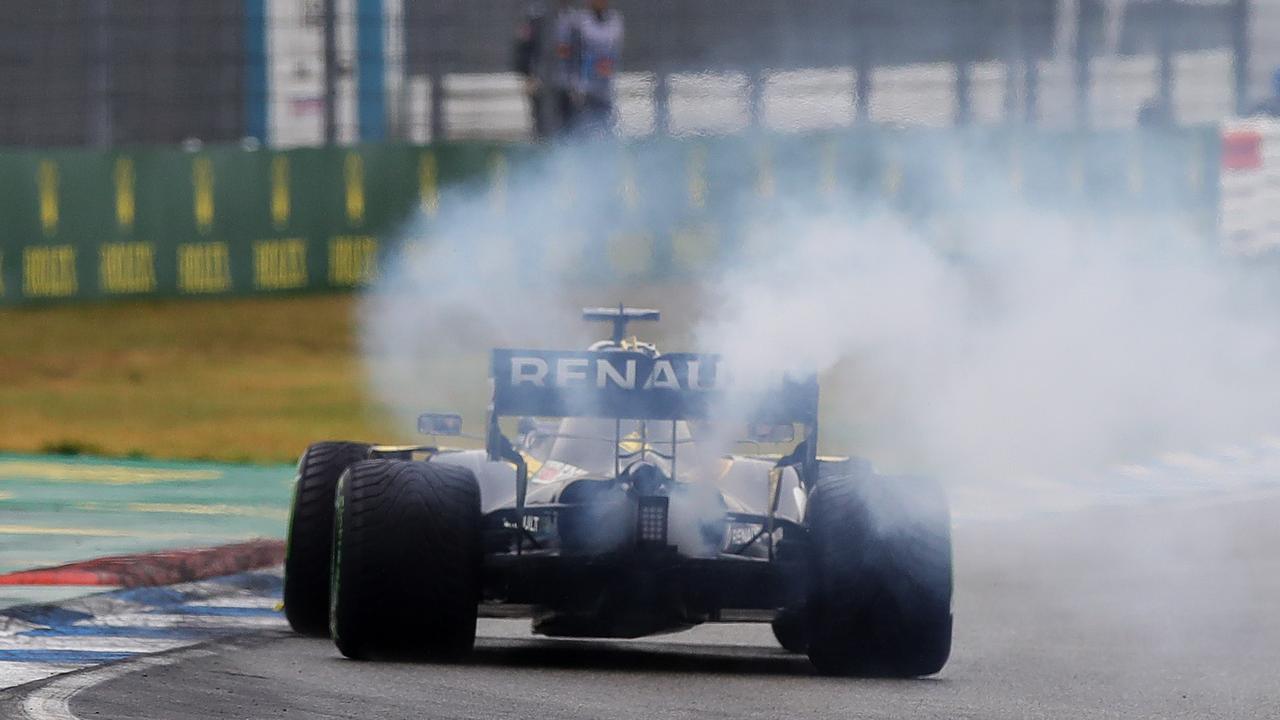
[85,613,286,630]
[0,636,191,653]
[21,649,213,720]
[189,596,281,609]
[0,663,81,691]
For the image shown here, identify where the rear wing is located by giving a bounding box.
[487,348,821,547]
[582,306,660,343]
[490,349,818,424]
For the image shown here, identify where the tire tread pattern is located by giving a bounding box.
[284,441,370,636]
[805,467,953,677]
[331,459,481,660]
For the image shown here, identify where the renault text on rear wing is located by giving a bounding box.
[490,349,818,423]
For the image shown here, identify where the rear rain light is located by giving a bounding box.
[637,496,669,546]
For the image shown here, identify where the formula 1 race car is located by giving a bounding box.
[283,307,952,676]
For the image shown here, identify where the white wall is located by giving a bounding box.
[266,0,361,147]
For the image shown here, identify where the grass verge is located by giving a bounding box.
[0,294,395,463]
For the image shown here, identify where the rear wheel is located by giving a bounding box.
[283,441,369,636]
[804,469,953,677]
[330,459,482,660]
[771,608,808,653]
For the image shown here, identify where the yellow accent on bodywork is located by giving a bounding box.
[618,431,645,455]
[521,452,544,476]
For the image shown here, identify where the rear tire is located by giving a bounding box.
[330,459,482,660]
[283,441,370,636]
[771,608,808,653]
[804,469,953,677]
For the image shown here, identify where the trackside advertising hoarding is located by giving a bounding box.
[0,127,1220,306]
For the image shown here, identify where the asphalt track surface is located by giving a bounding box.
[5,491,1279,720]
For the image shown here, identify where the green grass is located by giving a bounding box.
[0,294,394,463]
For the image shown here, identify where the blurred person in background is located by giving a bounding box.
[569,0,624,136]
[1137,96,1174,127]
[514,1,585,138]
[552,0,583,134]
[513,3,549,138]
[1247,68,1280,117]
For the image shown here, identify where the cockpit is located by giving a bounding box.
[521,416,703,482]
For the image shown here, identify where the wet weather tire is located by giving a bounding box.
[284,441,370,636]
[330,459,482,660]
[804,470,953,677]
[771,609,809,653]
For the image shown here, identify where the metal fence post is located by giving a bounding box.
[1074,0,1091,128]
[323,0,338,145]
[854,42,872,124]
[1232,0,1250,115]
[955,60,972,126]
[88,0,113,146]
[1018,2,1039,122]
[748,68,765,130]
[429,71,446,141]
[1003,0,1020,123]
[1157,0,1175,119]
[654,71,671,136]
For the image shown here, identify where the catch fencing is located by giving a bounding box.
[0,1,1258,148]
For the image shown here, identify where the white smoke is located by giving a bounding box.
[697,203,1280,489]
[358,135,1280,515]
[357,147,600,436]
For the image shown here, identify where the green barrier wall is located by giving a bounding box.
[0,128,1220,305]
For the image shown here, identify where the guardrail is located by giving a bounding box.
[0,127,1220,306]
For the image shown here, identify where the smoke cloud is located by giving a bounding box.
[698,204,1280,479]
[357,133,1280,517]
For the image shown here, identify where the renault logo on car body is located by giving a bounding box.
[490,348,816,423]
[509,354,716,391]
